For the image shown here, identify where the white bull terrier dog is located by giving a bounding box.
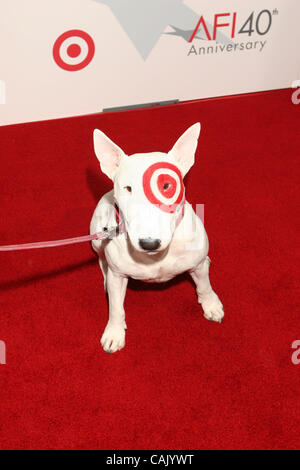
[90,123,224,353]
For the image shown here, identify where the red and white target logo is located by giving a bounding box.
[143,162,184,213]
[53,30,95,71]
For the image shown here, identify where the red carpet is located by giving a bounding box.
[0,89,299,449]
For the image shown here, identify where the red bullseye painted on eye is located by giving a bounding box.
[143,162,184,213]
[157,174,177,198]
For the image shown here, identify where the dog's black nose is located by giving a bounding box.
[139,238,161,251]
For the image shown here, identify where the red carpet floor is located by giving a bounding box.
[0,89,299,449]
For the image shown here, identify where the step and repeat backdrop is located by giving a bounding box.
[0,0,299,125]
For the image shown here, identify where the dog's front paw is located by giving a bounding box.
[100,322,126,353]
[200,292,224,323]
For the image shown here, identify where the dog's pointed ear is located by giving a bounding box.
[93,129,126,180]
[169,123,201,176]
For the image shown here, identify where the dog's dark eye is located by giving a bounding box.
[163,183,170,191]
[124,186,132,193]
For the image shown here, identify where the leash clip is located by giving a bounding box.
[96,221,125,241]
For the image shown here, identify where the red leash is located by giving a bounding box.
[0,206,124,252]
[0,202,185,252]
[0,232,109,252]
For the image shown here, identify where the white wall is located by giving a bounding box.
[0,0,299,126]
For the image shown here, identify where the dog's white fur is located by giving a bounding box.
[90,123,224,353]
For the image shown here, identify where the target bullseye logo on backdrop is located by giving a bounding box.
[53,30,95,71]
[143,163,184,213]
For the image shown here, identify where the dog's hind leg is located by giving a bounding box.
[189,256,224,323]
[100,267,128,353]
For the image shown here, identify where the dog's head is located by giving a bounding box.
[93,123,201,254]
